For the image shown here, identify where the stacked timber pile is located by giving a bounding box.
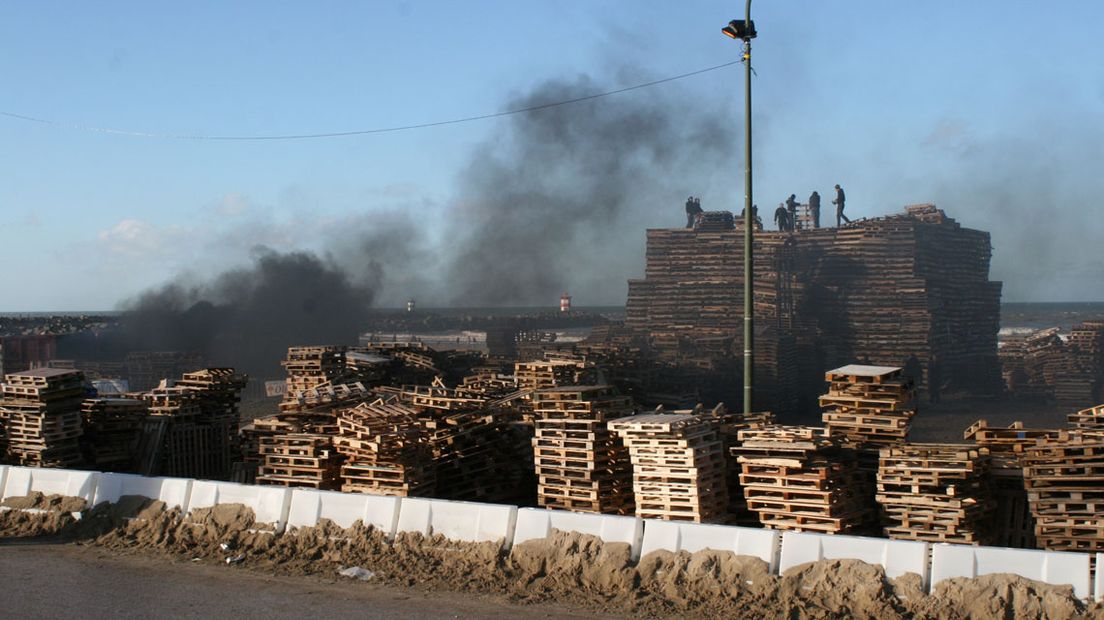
[704,404,774,524]
[81,397,148,471]
[965,420,1059,548]
[395,383,526,503]
[335,398,433,496]
[256,433,341,489]
[1023,430,1104,552]
[139,385,230,479]
[177,368,247,455]
[821,365,917,444]
[733,426,869,533]
[533,385,635,514]
[515,360,589,391]
[280,346,350,410]
[609,413,727,522]
[1000,325,1104,403]
[626,205,1003,412]
[1068,404,1104,430]
[0,368,85,467]
[876,443,993,544]
[820,364,918,533]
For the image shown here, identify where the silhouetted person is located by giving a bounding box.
[833,184,851,227]
[809,191,821,228]
[774,204,790,231]
[685,195,702,228]
[786,194,799,230]
[903,354,922,391]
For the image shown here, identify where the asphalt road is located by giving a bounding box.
[0,540,602,619]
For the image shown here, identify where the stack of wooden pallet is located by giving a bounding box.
[625,206,1004,412]
[256,433,342,489]
[280,346,349,406]
[876,443,993,544]
[390,381,527,502]
[1023,430,1104,552]
[702,404,774,524]
[335,398,434,496]
[515,360,587,391]
[733,426,869,533]
[81,397,148,471]
[0,368,85,467]
[140,385,230,479]
[965,420,1059,548]
[608,413,727,522]
[532,386,635,514]
[821,365,917,444]
[1068,404,1104,430]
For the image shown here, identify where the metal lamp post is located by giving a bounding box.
[722,3,757,414]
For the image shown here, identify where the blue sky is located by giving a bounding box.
[2,1,1103,310]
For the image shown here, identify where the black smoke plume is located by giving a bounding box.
[443,74,736,306]
[102,69,737,372]
[113,247,373,377]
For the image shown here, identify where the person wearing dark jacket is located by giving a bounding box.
[774,204,790,231]
[809,191,821,228]
[685,196,702,228]
[785,194,799,230]
[833,184,851,227]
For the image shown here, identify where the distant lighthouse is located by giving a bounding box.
[406,299,416,313]
[560,292,572,313]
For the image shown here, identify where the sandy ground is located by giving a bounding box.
[0,538,607,620]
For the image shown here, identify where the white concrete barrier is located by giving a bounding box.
[286,488,401,537]
[640,520,779,572]
[0,466,8,500]
[92,472,192,511]
[931,543,1092,600]
[779,531,929,584]
[1096,553,1103,602]
[185,480,291,532]
[512,507,644,560]
[0,466,98,508]
[395,497,517,547]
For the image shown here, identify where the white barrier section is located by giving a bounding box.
[286,488,401,538]
[1096,553,1103,602]
[186,480,291,532]
[0,466,8,500]
[779,531,929,585]
[396,498,517,547]
[640,520,780,572]
[512,507,644,560]
[92,472,192,511]
[931,544,1092,600]
[0,466,98,507]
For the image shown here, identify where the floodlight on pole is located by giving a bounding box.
[722,2,756,414]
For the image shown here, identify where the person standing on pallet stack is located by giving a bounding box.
[773,203,790,231]
[833,184,851,227]
[785,194,800,231]
[809,190,821,228]
[685,195,703,228]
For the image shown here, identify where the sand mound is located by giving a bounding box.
[508,529,634,602]
[0,493,89,538]
[1,492,87,512]
[910,573,1091,619]
[1,497,1101,618]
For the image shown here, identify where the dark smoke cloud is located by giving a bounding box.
[443,75,736,306]
[109,69,737,370]
[117,247,373,376]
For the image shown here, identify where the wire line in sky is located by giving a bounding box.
[0,60,741,141]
